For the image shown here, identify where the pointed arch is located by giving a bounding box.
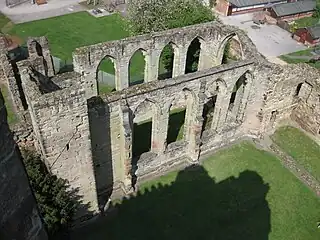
[217,33,244,65]
[167,88,196,144]
[202,79,228,134]
[132,98,160,160]
[129,48,147,86]
[96,55,117,94]
[185,37,204,74]
[133,98,160,119]
[158,42,178,80]
[226,71,253,124]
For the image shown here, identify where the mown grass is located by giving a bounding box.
[72,142,320,240]
[286,47,320,57]
[279,55,320,69]
[8,12,149,90]
[9,12,128,61]
[272,126,320,182]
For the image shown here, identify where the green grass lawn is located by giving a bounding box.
[8,12,150,91]
[72,141,320,240]
[0,84,17,125]
[272,126,320,182]
[285,47,320,57]
[9,12,128,61]
[279,55,320,69]
[294,16,319,28]
[0,13,11,31]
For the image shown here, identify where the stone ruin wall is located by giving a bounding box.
[17,22,271,216]
[2,20,319,222]
[260,63,320,135]
[0,88,47,239]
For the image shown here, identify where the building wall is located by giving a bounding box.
[0,88,47,240]
[215,0,230,16]
[294,29,320,46]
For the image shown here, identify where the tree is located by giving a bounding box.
[313,3,320,19]
[127,0,215,72]
[22,149,78,236]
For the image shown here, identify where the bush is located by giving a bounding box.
[22,149,78,236]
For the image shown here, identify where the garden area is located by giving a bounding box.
[72,141,320,240]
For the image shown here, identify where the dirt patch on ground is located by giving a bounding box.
[8,35,23,45]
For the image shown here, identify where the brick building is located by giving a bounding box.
[293,25,320,46]
[268,0,316,21]
[215,0,286,16]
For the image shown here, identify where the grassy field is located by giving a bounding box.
[272,126,320,182]
[72,142,320,240]
[8,12,128,61]
[285,47,320,57]
[280,52,320,69]
[6,11,173,94]
[8,12,147,85]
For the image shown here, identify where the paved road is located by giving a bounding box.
[0,0,86,23]
[219,13,307,57]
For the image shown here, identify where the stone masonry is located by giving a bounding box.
[0,88,47,239]
[1,20,320,222]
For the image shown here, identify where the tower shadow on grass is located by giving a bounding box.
[72,165,271,240]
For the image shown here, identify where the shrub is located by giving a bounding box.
[22,149,78,236]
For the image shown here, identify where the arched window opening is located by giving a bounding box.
[132,118,152,160]
[129,49,146,86]
[167,107,186,144]
[97,56,116,94]
[185,38,201,74]
[222,36,242,64]
[158,44,175,80]
[201,95,217,134]
[227,74,247,123]
[132,100,155,163]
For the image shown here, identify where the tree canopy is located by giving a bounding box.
[127,0,215,35]
[22,149,78,236]
[127,0,215,74]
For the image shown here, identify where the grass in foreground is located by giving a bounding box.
[72,142,320,240]
[272,126,320,182]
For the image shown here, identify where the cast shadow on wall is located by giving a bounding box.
[88,96,114,211]
[72,166,271,240]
